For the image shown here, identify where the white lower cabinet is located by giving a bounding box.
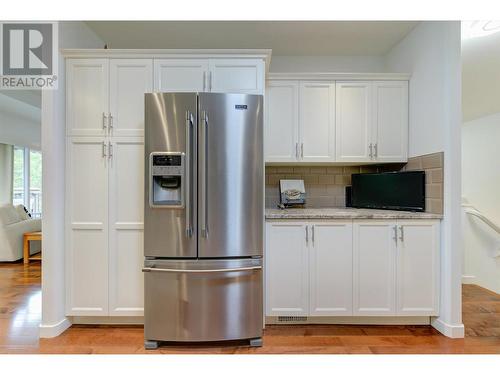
[309,222,353,315]
[265,222,308,316]
[265,219,440,318]
[353,221,397,315]
[396,220,440,316]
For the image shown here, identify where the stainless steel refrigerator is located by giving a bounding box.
[143,92,263,349]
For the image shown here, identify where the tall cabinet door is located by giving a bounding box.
[397,220,440,316]
[66,137,109,316]
[309,222,353,316]
[66,59,109,136]
[154,59,208,92]
[108,137,145,316]
[109,59,153,137]
[353,221,397,316]
[209,59,264,94]
[266,222,309,316]
[265,81,299,162]
[299,82,336,162]
[372,81,408,162]
[335,82,372,162]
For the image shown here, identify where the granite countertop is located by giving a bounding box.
[265,207,443,220]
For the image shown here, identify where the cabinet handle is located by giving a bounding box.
[399,226,404,242]
[108,142,113,160]
[393,225,398,244]
[301,143,304,159]
[312,225,315,246]
[203,71,206,92]
[102,141,107,157]
[369,143,373,159]
[305,225,309,244]
[102,112,107,131]
[374,143,378,158]
[108,112,113,133]
[208,71,212,91]
[295,142,299,159]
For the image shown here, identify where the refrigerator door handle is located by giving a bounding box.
[201,110,209,237]
[142,266,262,273]
[185,111,194,237]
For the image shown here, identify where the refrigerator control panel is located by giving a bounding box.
[149,152,185,208]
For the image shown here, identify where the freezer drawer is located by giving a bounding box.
[143,258,263,342]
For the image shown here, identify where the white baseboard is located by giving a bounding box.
[71,316,144,325]
[431,317,465,338]
[266,316,431,325]
[39,317,72,338]
[462,275,476,284]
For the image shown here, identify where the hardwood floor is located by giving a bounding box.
[1,261,499,354]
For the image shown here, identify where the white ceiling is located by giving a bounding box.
[85,21,418,56]
[462,29,500,122]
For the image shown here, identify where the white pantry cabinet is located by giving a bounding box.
[154,58,265,94]
[265,221,353,316]
[67,58,153,137]
[265,218,440,318]
[336,81,408,163]
[66,137,109,316]
[66,136,145,316]
[110,59,153,137]
[66,59,109,137]
[108,137,145,316]
[265,80,335,162]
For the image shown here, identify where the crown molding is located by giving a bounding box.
[267,72,411,81]
[61,49,273,72]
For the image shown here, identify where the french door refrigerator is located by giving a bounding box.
[143,92,263,349]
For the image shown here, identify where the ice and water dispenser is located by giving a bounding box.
[149,152,185,208]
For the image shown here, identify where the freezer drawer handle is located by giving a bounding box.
[142,266,262,273]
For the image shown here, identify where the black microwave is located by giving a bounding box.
[350,171,426,212]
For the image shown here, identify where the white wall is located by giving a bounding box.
[270,55,386,73]
[384,21,464,338]
[385,21,452,158]
[462,112,500,294]
[0,94,41,149]
[40,21,103,338]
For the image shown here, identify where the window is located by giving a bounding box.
[30,150,42,218]
[12,147,25,207]
[12,147,42,218]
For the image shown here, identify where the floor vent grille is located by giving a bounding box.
[278,316,308,322]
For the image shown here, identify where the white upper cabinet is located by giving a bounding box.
[66,59,109,137]
[209,59,264,94]
[336,80,408,163]
[299,82,336,162]
[266,222,309,316]
[335,81,372,162]
[110,59,153,137]
[154,59,208,92]
[396,220,440,316]
[353,221,397,316]
[265,81,299,162]
[309,222,353,316]
[153,58,264,94]
[372,81,408,162]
